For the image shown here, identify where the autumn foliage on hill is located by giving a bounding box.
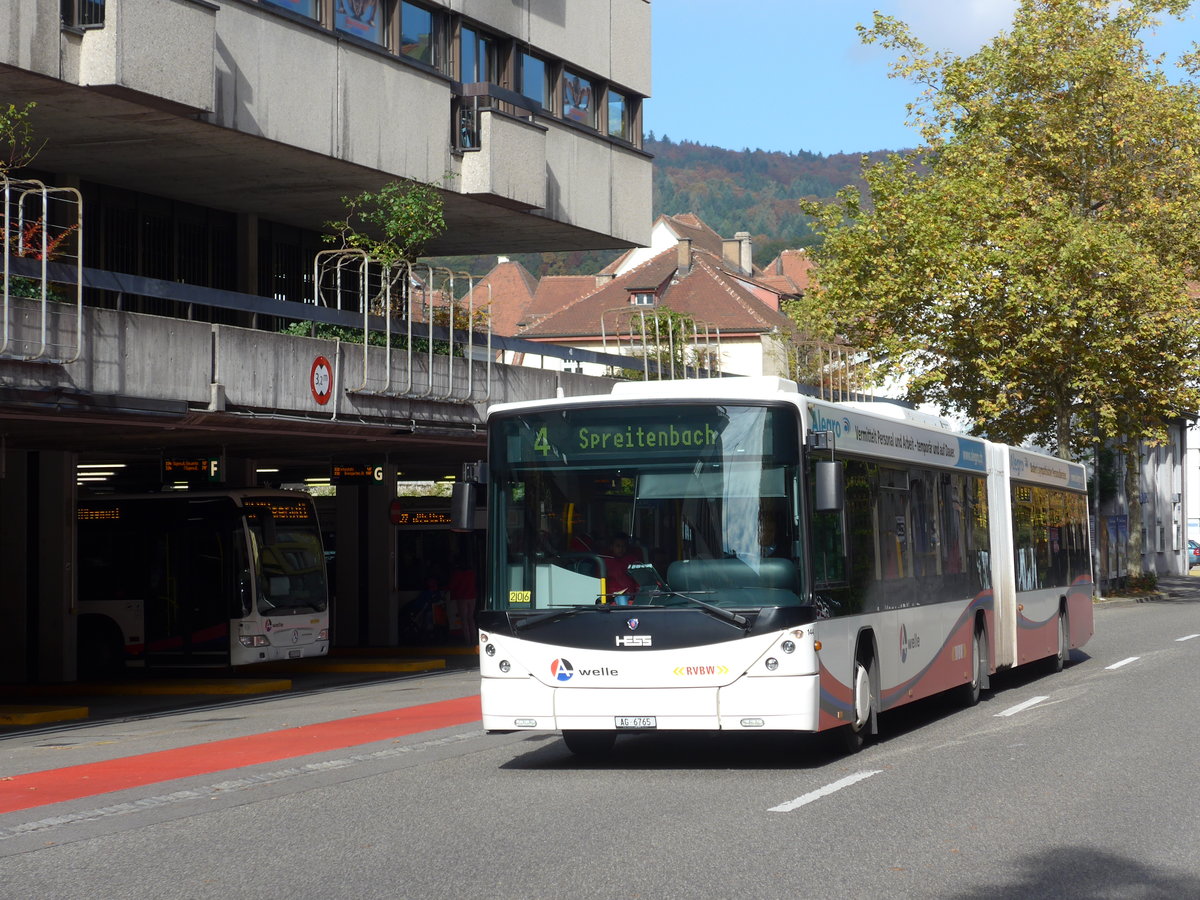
[647,135,895,261]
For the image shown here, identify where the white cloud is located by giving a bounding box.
[894,0,1018,54]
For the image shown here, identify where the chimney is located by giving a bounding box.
[721,238,740,270]
[736,231,753,275]
[595,273,615,286]
[676,238,692,274]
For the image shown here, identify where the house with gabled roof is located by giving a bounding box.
[482,214,816,377]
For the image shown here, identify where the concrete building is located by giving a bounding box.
[1,0,652,683]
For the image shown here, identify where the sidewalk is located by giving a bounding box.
[0,644,479,730]
[1097,572,1200,605]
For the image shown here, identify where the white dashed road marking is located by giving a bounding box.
[1105,657,1140,670]
[769,770,881,812]
[995,696,1049,717]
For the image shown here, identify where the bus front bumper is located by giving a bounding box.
[481,674,820,733]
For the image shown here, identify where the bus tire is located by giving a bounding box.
[841,654,875,754]
[562,730,616,757]
[1049,607,1069,673]
[955,625,985,707]
[77,617,124,679]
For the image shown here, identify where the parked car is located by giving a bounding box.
[1189,539,1200,569]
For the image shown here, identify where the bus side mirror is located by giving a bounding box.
[814,461,844,512]
[451,460,484,532]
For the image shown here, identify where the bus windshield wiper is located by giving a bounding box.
[624,563,748,629]
[660,590,748,629]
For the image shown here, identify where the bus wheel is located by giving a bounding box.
[1050,608,1069,673]
[841,657,874,754]
[562,730,616,757]
[956,627,984,707]
[78,618,124,679]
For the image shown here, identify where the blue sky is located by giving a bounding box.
[646,0,1200,156]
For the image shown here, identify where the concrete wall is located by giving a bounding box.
[0,298,616,419]
[460,111,548,208]
[78,0,217,112]
[1,0,62,76]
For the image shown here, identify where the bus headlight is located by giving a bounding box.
[239,635,270,648]
[765,657,779,671]
[317,629,330,641]
[499,660,511,673]
[781,640,796,654]
[485,644,496,657]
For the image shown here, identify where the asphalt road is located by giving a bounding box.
[1,594,1197,900]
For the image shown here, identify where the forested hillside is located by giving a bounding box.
[647,135,892,262]
[448,136,894,278]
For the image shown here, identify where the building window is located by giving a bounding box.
[629,292,654,306]
[261,0,318,19]
[607,89,628,140]
[335,0,384,43]
[562,71,595,127]
[400,1,438,66]
[460,25,497,83]
[61,0,106,27]
[518,51,550,110]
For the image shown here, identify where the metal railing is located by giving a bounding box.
[2,175,84,364]
[792,341,871,402]
[599,306,722,380]
[310,251,494,404]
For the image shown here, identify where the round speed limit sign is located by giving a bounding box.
[310,356,333,405]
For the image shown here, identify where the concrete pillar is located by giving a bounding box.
[37,450,77,683]
[0,449,31,683]
[364,463,399,646]
[329,466,400,647]
[333,486,363,646]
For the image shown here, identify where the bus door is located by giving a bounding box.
[144,499,235,666]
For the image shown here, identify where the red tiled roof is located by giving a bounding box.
[520,245,798,341]
[523,275,601,326]
[760,249,814,295]
[473,260,540,336]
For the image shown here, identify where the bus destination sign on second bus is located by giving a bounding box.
[331,463,384,484]
[162,457,224,483]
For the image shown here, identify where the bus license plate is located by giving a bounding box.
[615,716,656,729]
[288,649,302,659]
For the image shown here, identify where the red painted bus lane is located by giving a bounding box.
[0,694,481,815]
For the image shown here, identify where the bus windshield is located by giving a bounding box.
[244,497,329,615]
[488,403,802,611]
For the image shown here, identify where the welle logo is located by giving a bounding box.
[550,658,618,680]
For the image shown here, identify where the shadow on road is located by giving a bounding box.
[944,846,1200,899]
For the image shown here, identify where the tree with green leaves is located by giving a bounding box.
[325,179,446,271]
[286,178,451,343]
[1,101,42,173]
[799,0,1200,462]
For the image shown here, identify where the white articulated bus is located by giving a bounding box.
[465,377,1093,755]
[77,490,331,673]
